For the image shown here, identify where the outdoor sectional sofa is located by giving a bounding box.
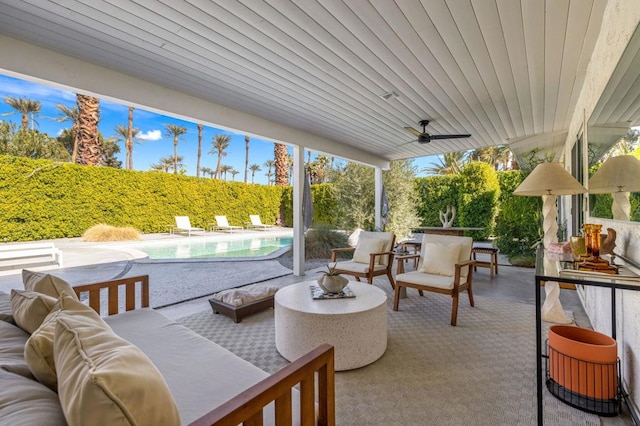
[0,273,335,425]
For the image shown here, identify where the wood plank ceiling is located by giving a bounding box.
[0,0,609,162]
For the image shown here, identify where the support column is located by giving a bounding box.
[374,167,382,230]
[292,146,305,276]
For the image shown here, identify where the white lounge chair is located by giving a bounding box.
[248,215,275,231]
[212,215,243,233]
[174,216,206,237]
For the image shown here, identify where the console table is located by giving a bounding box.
[412,226,484,236]
[534,247,640,425]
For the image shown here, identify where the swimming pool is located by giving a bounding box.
[118,234,293,260]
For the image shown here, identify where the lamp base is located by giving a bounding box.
[541,281,573,324]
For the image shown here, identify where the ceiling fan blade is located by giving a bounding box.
[403,126,421,137]
[428,134,471,140]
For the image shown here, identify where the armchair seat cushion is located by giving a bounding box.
[396,271,455,290]
[329,261,388,274]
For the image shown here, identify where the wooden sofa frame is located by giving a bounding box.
[72,275,336,426]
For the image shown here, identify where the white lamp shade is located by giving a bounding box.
[589,155,640,194]
[513,163,587,196]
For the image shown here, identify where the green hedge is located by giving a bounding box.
[414,175,460,226]
[457,162,500,240]
[0,155,283,241]
[281,183,338,227]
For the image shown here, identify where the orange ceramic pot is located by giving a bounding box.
[548,325,618,400]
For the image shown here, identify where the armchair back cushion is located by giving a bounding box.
[356,231,395,266]
[352,238,385,264]
[418,242,461,277]
[417,234,473,278]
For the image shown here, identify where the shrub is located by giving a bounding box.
[494,170,542,263]
[304,225,349,259]
[457,162,500,240]
[83,224,142,242]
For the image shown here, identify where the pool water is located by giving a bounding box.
[130,236,293,259]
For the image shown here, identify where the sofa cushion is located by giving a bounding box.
[22,269,78,301]
[54,310,180,426]
[105,308,301,425]
[10,290,57,334]
[0,291,13,324]
[0,320,34,379]
[0,369,65,425]
[25,292,96,390]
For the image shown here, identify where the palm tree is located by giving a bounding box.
[231,169,239,181]
[151,156,174,172]
[422,151,469,175]
[196,123,203,178]
[114,124,140,170]
[220,164,233,180]
[210,134,232,179]
[125,106,135,170]
[75,94,101,166]
[55,104,79,163]
[3,96,41,129]
[164,124,188,174]
[200,166,214,178]
[263,159,275,185]
[244,135,250,183]
[249,163,261,184]
[274,143,289,186]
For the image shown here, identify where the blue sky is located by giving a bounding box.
[0,74,438,183]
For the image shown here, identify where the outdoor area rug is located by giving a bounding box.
[178,285,600,426]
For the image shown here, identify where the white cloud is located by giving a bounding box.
[138,129,162,141]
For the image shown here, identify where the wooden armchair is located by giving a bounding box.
[393,234,475,326]
[330,231,396,289]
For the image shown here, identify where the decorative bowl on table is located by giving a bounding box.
[317,273,348,294]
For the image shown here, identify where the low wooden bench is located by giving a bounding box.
[471,246,498,278]
[0,242,63,269]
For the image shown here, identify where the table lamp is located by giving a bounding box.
[589,155,640,221]
[514,162,587,324]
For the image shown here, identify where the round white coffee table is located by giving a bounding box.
[274,280,387,371]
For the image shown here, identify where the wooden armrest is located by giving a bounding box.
[331,247,355,261]
[73,275,149,316]
[455,260,476,268]
[189,344,335,426]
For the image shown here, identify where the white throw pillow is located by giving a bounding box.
[24,292,98,391]
[22,270,78,301]
[352,238,385,264]
[418,242,461,277]
[10,290,57,334]
[54,311,180,426]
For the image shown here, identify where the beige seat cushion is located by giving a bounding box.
[54,311,180,426]
[211,284,279,307]
[24,292,98,391]
[0,370,66,425]
[22,270,78,301]
[10,290,57,334]
[352,238,385,264]
[0,291,13,324]
[0,321,34,379]
[418,242,462,277]
[329,261,387,274]
[396,271,456,290]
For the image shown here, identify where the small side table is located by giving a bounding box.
[471,247,499,277]
[166,224,176,235]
